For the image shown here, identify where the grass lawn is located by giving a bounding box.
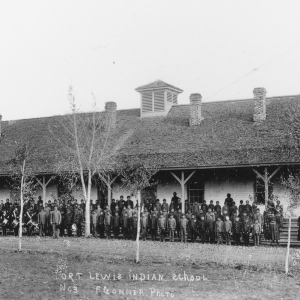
[0,236,300,300]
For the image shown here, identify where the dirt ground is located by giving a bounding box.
[0,236,300,300]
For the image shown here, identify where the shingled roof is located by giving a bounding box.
[0,94,300,174]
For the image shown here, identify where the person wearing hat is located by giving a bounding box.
[150,211,158,241]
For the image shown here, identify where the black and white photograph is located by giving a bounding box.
[0,1,300,299]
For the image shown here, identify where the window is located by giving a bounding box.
[188,178,204,204]
[255,177,273,205]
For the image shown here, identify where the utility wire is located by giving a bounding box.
[204,42,300,101]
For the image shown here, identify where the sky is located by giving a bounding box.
[0,0,300,120]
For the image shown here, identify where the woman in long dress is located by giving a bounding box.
[268,212,279,245]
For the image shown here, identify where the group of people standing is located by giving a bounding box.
[0,192,284,246]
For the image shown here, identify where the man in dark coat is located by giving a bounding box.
[130,212,138,241]
[98,210,105,238]
[121,211,129,239]
[104,210,112,239]
[189,214,198,243]
[50,206,61,239]
[197,216,206,244]
[201,200,208,215]
[206,215,215,244]
[241,217,251,246]
[112,211,120,239]
[225,193,233,207]
[38,207,46,237]
[171,192,179,208]
[233,216,242,246]
[150,212,157,241]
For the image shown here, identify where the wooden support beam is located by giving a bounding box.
[170,172,181,184]
[184,171,196,185]
[171,170,196,213]
[252,169,265,182]
[36,176,52,207]
[268,167,281,181]
[252,167,281,208]
[264,168,268,209]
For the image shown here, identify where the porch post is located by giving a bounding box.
[36,176,52,207]
[42,176,46,207]
[181,171,185,206]
[170,171,196,213]
[252,167,281,208]
[264,168,268,209]
[107,175,112,207]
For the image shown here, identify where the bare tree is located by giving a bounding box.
[50,86,131,237]
[6,143,38,251]
[120,159,160,263]
[280,101,300,274]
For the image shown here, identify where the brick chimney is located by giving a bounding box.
[253,87,267,122]
[189,93,202,126]
[105,102,117,130]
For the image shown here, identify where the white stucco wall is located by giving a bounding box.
[204,179,254,206]
[0,187,11,201]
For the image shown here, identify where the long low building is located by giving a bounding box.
[0,80,299,214]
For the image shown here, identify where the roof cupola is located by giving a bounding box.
[135,80,183,118]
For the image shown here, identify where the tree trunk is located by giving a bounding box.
[285,215,291,274]
[19,174,24,252]
[136,190,141,263]
[85,171,92,237]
